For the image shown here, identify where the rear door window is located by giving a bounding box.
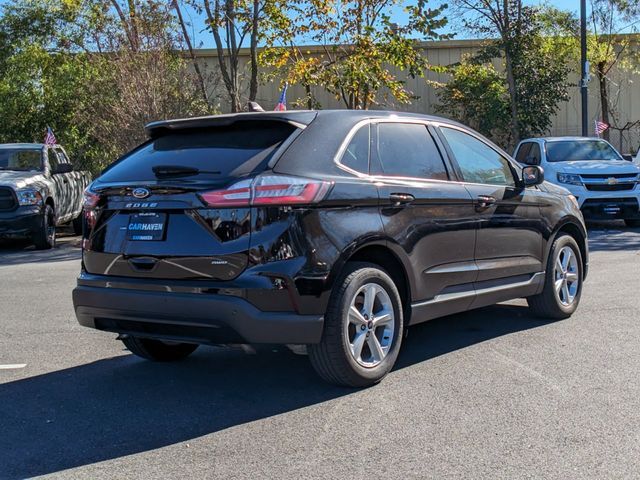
[99,121,297,182]
[374,123,449,180]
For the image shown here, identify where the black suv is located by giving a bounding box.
[73,110,588,387]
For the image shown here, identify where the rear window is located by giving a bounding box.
[99,121,297,182]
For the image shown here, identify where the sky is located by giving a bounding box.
[0,0,627,49]
[180,0,587,48]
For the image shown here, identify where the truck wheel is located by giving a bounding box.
[624,219,640,228]
[122,336,198,362]
[72,213,83,235]
[527,234,583,319]
[33,204,56,250]
[309,262,403,388]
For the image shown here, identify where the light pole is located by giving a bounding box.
[580,0,589,136]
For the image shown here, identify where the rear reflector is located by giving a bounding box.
[199,175,331,207]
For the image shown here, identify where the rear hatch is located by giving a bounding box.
[82,118,306,281]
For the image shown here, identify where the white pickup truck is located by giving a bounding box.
[514,137,640,227]
[0,143,91,248]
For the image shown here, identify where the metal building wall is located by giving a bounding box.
[193,38,640,154]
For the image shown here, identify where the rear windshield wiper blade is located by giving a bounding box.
[152,165,221,178]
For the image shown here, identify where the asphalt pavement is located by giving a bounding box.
[1,223,639,479]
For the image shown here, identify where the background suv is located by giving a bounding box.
[73,111,588,387]
[514,137,640,227]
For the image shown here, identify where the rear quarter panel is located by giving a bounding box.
[249,178,384,315]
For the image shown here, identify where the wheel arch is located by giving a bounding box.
[546,217,589,279]
[328,240,414,324]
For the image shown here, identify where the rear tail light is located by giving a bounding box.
[199,175,332,207]
[83,188,101,210]
[82,187,102,230]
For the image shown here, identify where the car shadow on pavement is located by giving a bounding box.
[0,234,81,265]
[586,221,640,252]
[0,303,547,479]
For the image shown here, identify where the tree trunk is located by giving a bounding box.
[305,84,313,109]
[126,0,139,50]
[172,0,209,104]
[248,0,260,102]
[109,0,138,51]
[504,50,521,145]
[597,61,610,141]
[204,0,238,112]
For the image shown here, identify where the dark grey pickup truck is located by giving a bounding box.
[0,143,91,249]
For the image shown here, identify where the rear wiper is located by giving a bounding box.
[152,165,221,178]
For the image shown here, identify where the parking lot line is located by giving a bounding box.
[0,364,27,370]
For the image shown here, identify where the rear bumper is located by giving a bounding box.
[73,282,325,345]
[0,208,42,237]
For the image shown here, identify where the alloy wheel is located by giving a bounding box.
[345,283,395,368]
[554,246,579,306]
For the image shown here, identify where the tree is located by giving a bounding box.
[261,0,450,110]
[588,0,640,142]
[435,60,510,142]
[0,0,213,174]
[198,0,265,112]
[0,0,97,158]
[452,0,571,145]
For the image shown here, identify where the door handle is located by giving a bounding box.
[389,193,415,206]
[475,195,496,211]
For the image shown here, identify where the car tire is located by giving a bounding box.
[33,204,56,250]
[309,262,403,388]
[121,336,198,362]
[624,219,640,228]
[527,234,583,320]
[72,213,83,235]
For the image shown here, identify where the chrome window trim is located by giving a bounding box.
[435,122,522,188]
[334,117,455,184]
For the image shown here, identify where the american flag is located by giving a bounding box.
[274,84,288,111]
[594,120,609,136]
[44,127,57,145]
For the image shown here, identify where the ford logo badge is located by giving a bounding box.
[132,187,150,199]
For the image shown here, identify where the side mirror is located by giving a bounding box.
[525,155,540,166]
[53,163,73,174]
[522,165,544,187]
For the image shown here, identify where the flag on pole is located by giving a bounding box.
[594,120,609,136]
[274,84,288,111]
[44,126,57,145]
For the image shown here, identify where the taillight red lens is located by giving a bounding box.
[83,189,101,210]
[82,188,101,230]
[199,176,331,207]
[198,179,252,207]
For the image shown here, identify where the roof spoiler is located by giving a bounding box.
[145,111,317,138]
